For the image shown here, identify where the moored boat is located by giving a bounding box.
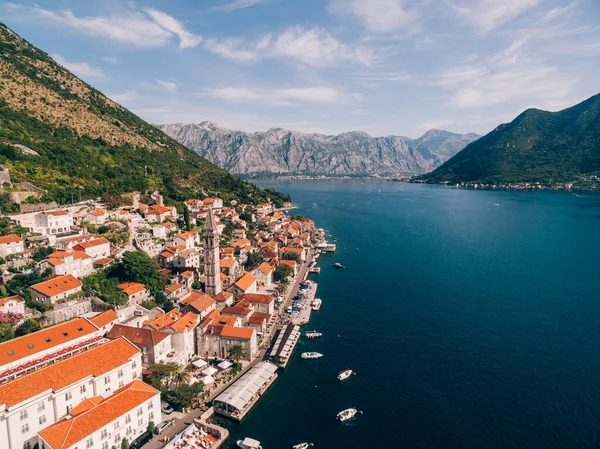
[237,437,262,449]
[333,263,344,268]
[293,443,313,449]
[311,298,322,311]
[305,330,322,339]
[301,352,323,359]
[337,408,358,422]
[338,369,353,380]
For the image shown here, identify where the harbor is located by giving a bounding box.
[268,324,300,368]
[290,280,318,325]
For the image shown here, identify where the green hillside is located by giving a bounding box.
[418,93,600,186]
[0,23,288,206]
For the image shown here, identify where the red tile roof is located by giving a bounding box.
[38,380,158,449]
[235,272,256,291]
[89,310,118,328]
[214,291,233,302]
[30,274,83,297]
[0,317,98,367]
[0,295,24,307]
[107,324,170,347]
[0,338,138,408]
[220,326,254,340]
[170,312,199,332]
[73,237,110,249]
[181,292,215,314]
[119,281,146,296]
[0,234,23,244]
[239,293,275,304]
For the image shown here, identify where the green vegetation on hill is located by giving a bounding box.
[418,93,600,186]
[0,23,289,205]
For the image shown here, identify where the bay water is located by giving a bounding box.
[219,180,600,448]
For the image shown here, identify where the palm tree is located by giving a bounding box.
[174,365,192,387]
[228,345,248,364]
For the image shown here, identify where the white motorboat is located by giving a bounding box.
[311,298,322,311]
[293,443,313,449]
[337,408,358,422]
[301,352,323,359]
[305,330,322,339]
[237,437,262,449]
[338,369,353,380]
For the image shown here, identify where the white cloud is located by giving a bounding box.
[204,86,360,104]
[101,56,120,64]
[214,0,265,12]
[6,4,200,49]
[155,79,177,91]
[51,53,104,79]
[144,9,201,49]
[109,90,137,104]
[331,0,414,33]
[449,0,542,33]
[205,26,370,66]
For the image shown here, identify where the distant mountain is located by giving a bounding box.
[419,94,600,185]
[0,23,285,205]
[158,123,479,178]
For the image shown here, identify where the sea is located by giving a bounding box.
[217,179,600,449]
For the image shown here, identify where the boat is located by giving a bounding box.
[301,352,323,359]
[305,330,322,339]
[333,263,345,268]
[337,408,358,422]
[311,298,322,311]
[293,444,313,449]
[338,369,353,380]
[309,267,321,273]
[237,437,262,449]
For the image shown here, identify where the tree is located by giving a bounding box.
[228,344,248,363]
[0,323,14,342]
[121,438,129,449]
[32,246,55,262]
[183,206,191,231]
[147,421,155,434]
[273,264,293,282]
[164,382,204,411]
[15,319,41,337]
[292,214,304,221]
[282,251,301,264]
[174,365,192,387]
[244,252,263,270]
[191,281,202,290]
[122,251,165,294]
[147,362,180,389]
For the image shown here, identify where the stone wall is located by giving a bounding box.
[40,297,92,326]
[0,165,11,187]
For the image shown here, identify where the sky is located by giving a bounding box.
[1,0,599,138]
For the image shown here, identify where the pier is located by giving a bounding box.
[268,324,300,368]
[291,280,318,325]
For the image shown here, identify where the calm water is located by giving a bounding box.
[219,180,600,449]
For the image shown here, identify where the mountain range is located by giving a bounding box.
[0,23,286,206]
[419,93,600,186]
[158,123,480,178]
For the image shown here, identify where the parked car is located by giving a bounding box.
[130,431,153,449]
[162,401,174,414]
[154,420,173,435]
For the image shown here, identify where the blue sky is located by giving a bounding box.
[1,0,599,137]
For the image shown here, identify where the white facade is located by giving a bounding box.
[74,239,111,260]
[38,251,94,278]
[0,296,25,317]
[11,210,73,236]
[0,235,25,257]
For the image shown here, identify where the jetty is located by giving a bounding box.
[292,280,318,325]
[317,242,336,252]
[268,324,300,368]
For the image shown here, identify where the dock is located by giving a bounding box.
[268,324,300,368]
[291,280,318,325]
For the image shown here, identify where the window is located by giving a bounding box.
[86,438,94,448]
[114,422,120,429]
[126,426,132,435]
[66,405,72,413]
[147,402,153,410]
[104,376,110,385]
[80,385,86,394]
[118,369,123,378]
[100,429,108,439]
[132,372,138,379]
[102,442,108,449]
[8,350,14,356]
[132,361,137,369]
[39,415,47,425]
[114,434,120,444]
[21,424,29,434]
[38,402,45,413]
[125,415,131,424]
[137,407,143,416]
[65,392,72,401]
[149,412,154,421]
[118,381,124,388]
[20,410,28,420]
[138,418,143,427]
[27,343,34,349]
[23,443,32,449]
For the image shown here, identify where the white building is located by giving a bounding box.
[73,237,111,260]
[0,234,25,257]
[11,210,74,235]
[38,249,94,278]
[29,274,83,305]
[0,337,142,449]
[37,379,160,449]
[0,295,25,317]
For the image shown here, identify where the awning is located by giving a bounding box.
[202,366,218,376]
[201,375,215,385]
[218,360,233,370]
[192,359,208,368]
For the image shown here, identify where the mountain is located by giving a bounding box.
[419,94,600,185]
[158,122,479,178]
[0,23,287,206]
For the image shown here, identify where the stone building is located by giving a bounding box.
[203,207,222,297]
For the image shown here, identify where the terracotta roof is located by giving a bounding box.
[175,231,198,240]
[181,270,194,279]
[47,249,91,261]
[73,237,110,249]
[147,205,175,215]
[235,272,256,291]
[30,274,83,298]
[89,310,118,328]
[119,281,146,296]
[107,324,170,347]
[248,312,271,324]
[220,272,227,281]
[0,337,137,408]
[256,262,274,274]
[43,210,69,216]
[38,380,158,449]
[181,292,215,314]
[93,257,113,266]
[220,258,236,269]
[69,396,103,416]
[214,291,233,302]
[165,283,184,293]
[220,326,254,340]
[144,310,182,331]
[221,305,252,316]
[170,312,199,332]
[0,234,23,244]
[239,293,275,304]
[279,260,297,269]
[234,238,251,247]
[0,295,24,307]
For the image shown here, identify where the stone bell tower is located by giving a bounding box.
[203,206,222,297]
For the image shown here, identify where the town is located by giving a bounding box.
[0,189,327,449]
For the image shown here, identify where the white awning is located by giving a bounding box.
[201,375,215,385]
[192,359,208,368]
[202,366,218,376]
[218,360,233,370]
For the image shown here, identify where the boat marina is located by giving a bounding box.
[291,280,318,325]
[268,324,301,368]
